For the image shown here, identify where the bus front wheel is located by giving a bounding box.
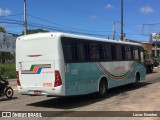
[134,73,140,87]
[97,79,107,98]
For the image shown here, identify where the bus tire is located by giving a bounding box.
[97,78,107,98]
[134,73,140,87]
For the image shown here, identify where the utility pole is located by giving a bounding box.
[120,0,124,41]
[24,0,27,35]
[112,22,115,40]
[155,38,157,57]
[112,21,121,40]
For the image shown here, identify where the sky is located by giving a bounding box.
[0,0,160,41]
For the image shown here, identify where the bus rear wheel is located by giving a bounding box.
[97,79,107,98]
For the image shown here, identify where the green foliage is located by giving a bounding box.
[0,26,6,33]
[0,52,15,64]
[22,29,49,35]
[0,63,16,79]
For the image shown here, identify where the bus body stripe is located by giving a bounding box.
[21,64,51,74]
[97,62,135,80]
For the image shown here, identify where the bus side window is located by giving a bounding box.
[140,51,144,63]
[132,47,140,60]
[76,43,86,62]
[125,46,132,60]
[85,43,91,61]
[115,45,122,61]
[111,45,116,60]
[90,43,100,61]
[121,46,126,60]
[139,47,145,64]
[63,41,74,63]
[98,44,104,61]
[104,44,112,61]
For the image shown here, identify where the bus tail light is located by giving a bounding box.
[16,71,21,86]
[54,70,62,87]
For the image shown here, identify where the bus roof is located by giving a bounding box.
[17,32,142,46]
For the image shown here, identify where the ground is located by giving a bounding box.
[0,67,160,120]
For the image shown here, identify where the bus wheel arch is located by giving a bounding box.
[97,77,108,98]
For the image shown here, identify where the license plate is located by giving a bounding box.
[34,90,42,95]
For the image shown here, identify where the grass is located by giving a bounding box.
[0,63,16,79]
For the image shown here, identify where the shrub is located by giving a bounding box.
[0,63,16,79]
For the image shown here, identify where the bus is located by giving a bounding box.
[16,32,146,97]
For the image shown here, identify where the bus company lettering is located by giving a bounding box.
[114,66,125,70]
[42,71,54,74]
[43,83,52,87]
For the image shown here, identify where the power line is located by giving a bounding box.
[0,18,108,37]
[27,13,111,33]
[0,13,23,17]
[0,17,150,39]
[126,33,149,36]
[142,24,160,35]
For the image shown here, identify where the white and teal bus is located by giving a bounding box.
[16,32,146,97]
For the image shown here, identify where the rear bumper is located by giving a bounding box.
[17,85,65,96]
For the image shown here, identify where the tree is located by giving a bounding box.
[22,29,49,35]
[0,26,6,33]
